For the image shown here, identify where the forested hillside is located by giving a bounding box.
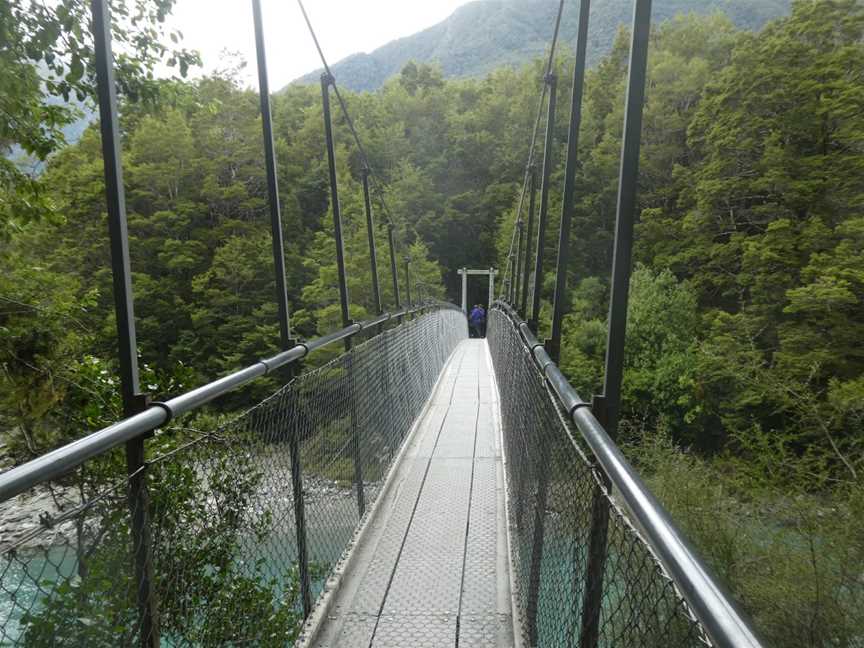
[292,0,790,91]
[1,1,863,645]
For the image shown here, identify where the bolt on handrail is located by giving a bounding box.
[491,300,764,648]
[0,301,458,503]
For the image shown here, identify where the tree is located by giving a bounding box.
[0,0,200,238]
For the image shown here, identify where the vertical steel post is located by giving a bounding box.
[90,1,156,645]
[320,74,351,339]
[548,0,591,365]
[92,0,139,412]
[600,0,651,445]
[529,73,558,333]
[520,165,537,317]
[361,168,383,317]
[253,0,292,349]
[253,4,310,612]
[403,256,412,306]
[460,268,468,314]
[503,256,511,303]
[580,3,652,647]
[321,73,365,517]
[286,378,313,618]
[124,435,157,648]
[514,221,524,308]
[349,355,365,518]
[506,270,512,303]
[387,223,401,314]
[578,460,612,648]
[487,269,495,313]
[525,437,550,645]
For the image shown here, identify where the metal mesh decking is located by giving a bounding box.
[307,340,514,648]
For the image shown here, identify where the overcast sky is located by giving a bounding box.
[163,0,472,90]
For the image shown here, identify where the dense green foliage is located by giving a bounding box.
[0,0,199,239]
[630,430,864,647]
[1,0,863,645]
[0,66,449,459]
[554,3,863,643]
[292,0,789,92]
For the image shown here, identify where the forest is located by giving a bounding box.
[1,0,863,646]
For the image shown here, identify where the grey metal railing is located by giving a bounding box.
[0,304,466,647]
[0,304,446,504]
[488,302,762,648]
[0,1,456,644]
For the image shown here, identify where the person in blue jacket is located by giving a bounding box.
[469,304,486,338]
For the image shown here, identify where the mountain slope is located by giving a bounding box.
[290,0,790,92]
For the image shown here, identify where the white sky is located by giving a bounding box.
[164,0,473,90]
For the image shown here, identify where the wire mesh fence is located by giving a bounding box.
[487,307,711,648]
[0,305,466,647]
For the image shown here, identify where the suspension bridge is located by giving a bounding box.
[0,0,765,646]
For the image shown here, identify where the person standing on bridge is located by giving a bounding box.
[469,304,486,338]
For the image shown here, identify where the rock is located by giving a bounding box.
[0,484,80,553]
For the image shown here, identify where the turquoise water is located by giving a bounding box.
[0,488,362,645]
[0,546,80,645]
[0,535,334,646]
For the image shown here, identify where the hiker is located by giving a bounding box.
[469,304,486,338]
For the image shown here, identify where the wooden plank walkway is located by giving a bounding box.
[308,339,515,647]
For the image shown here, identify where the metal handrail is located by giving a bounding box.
[491,300,764,648]
[0,302,456,502]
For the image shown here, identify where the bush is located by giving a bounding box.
[627,430,864,648]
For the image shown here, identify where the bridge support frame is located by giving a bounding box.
[529,72,558,333]
[361,168,383,320]
[91,1,159,645]
[403,256,413,307]
[514,221,524,306]
[253,0,293,351]
[579,2,652,646]
[525,436,550,646]
[504,253,514,304]
[520,165,538,318]
[287,381,313,619]
[577,396,612,648]
[253,0,313,616]
[321,71,365,518]
[320,73,352,341]
[548,0,591,365]
[387,223,402,322]
[458,268,498,317]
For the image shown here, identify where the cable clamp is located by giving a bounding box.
[569,400,592,419]
[150,401,175,425]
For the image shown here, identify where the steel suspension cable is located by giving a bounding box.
[296,0,403,235]
[298,0,564,300]
[500,0,566,299]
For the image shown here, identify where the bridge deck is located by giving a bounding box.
[310,339,515,647]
